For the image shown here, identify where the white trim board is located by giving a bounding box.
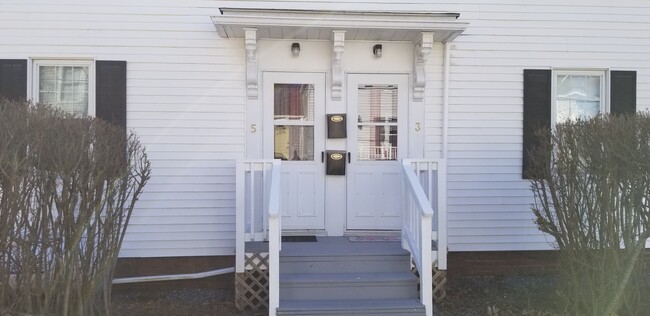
[212,8,468,42]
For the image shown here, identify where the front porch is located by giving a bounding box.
[235,159,447,316]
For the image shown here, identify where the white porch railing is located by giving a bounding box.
[235,159,282,315]
[401,159,447,316]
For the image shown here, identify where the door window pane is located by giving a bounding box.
[274,83,315,161]
[357,85,398,161]
[39,65,89,116]
[357,85,397,123]
[357,125,397,160]
[274,126,314,161]
[556,74,601,123]
[274,84,314,121]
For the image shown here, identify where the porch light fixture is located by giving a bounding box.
[373,44,383,58]
[291,42,300,56]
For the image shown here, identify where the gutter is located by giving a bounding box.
[112,267,234,284]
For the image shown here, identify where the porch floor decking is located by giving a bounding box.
[246,236,436,255]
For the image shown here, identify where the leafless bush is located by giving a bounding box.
[0,98,151,315]
[528,114,650,315]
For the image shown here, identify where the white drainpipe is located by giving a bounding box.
[442,42,451,159]
[112,267,235,284]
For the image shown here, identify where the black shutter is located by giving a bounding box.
[0,59,27,100]
[96,60,127,131]
[523,69,552,179]
[610,70,636,115]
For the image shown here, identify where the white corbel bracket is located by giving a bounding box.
[413,32,434,101]
[331,30,346,101]
[244,28,258,100]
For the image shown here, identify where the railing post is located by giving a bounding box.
[437,159,448,270]
[235,161,245,273]
[421,216,433,316]
[268,160,282,316]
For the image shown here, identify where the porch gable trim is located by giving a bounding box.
[212,8,468,42]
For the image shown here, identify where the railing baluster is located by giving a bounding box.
[250,162,256,240]
[260,162,266,240]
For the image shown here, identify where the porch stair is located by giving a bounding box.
[275,237,426,316]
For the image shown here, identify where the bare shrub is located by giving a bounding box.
[0,98,151,315]
[528,114,650,315]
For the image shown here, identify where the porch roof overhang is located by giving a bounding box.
[212,8,468,42]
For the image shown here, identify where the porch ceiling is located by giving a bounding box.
[212,8,468,42]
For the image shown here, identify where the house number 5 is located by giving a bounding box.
[415,123,421,131]
[251,124,257,133]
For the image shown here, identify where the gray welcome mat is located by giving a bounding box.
[282,236,317,242]
[348,235,400,242]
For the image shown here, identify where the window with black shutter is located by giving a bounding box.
[522,69,637,179]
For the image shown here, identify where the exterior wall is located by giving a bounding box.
[2,0,649,257]
[0,0,246,257]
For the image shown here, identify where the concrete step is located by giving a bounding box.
[280,254,411,274]
[280,272,418,301]
[276,298,426,315]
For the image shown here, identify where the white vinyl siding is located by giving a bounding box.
[0,1,246,257]
[1,0,648,256]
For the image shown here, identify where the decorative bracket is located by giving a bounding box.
[331,30,346,101]
[413,32,434,101]
[244,28,258,100]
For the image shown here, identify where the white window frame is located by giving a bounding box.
[30,59,96,117]
[551,69,608,127]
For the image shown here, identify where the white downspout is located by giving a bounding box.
[436,42,451,271]
[442,42,451,159]
[112,267,235,284]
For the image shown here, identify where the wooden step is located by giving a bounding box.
[280,272,418,300]
[277,298,426,315]
[280,254,411,274]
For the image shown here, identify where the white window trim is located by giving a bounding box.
[550,69,608,127]
[29,58,96,117]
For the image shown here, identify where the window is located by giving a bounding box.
[522,69,637,179]
[357,84,398,160]
[32,60,95,116]
[553,70,606,125]
[273,84,315,161]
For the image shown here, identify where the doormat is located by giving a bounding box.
[348,236,400,242]
[282,236,317,242]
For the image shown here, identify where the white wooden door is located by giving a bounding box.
[346,74,408,230]
[263,72,326,230]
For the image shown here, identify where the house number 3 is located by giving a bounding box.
[251,124,257,133]
[415,123,421,131]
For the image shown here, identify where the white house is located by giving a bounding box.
[1,1,648,315]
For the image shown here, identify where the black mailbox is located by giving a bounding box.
[327,114,347,138]
[326,151,346,175]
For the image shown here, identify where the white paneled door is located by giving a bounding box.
[263,72,326,230]
[263,72,408,232]
[346,74,408,230]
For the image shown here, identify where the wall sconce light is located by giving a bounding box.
[291,43,300,56]
[373,44,383,58]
